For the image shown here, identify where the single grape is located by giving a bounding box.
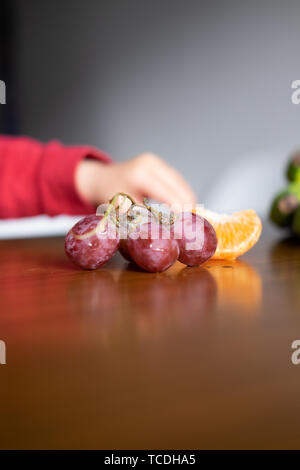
[119,239,133,262]
[173,212,217,266]
[127,221,179,272]
[118,204,154,263]
[65,214,119,269]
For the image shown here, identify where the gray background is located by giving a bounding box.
[14,0,300,211]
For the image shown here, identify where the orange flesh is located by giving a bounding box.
[193,209,262,260]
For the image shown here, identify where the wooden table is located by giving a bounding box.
[0,223,300,449]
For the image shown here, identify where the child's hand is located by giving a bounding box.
[76,153,197,207]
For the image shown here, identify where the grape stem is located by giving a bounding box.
[143,197,176,225]
[97,192,136,232]
[109,192,136,206]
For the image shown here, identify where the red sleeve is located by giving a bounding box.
[0,135,112,218]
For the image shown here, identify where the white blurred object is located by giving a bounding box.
[0,215,81,239]
[205,151,289,217]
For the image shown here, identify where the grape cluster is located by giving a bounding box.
[65,193,217,272]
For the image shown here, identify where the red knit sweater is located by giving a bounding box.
[0,136,111,219]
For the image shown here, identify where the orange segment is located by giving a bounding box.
[194,208,262,260]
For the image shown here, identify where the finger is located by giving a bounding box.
[140,155,196,204]
[145,166,196,209]
[154,160,197,204]
[135,176,185,207]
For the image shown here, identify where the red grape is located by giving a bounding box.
[119,239,133,262]
[65,214,119,269]
[173,212,217,266]
[127,221,179,272]
[118,203,154,263]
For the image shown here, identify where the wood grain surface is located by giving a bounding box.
[0,223,300,449]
